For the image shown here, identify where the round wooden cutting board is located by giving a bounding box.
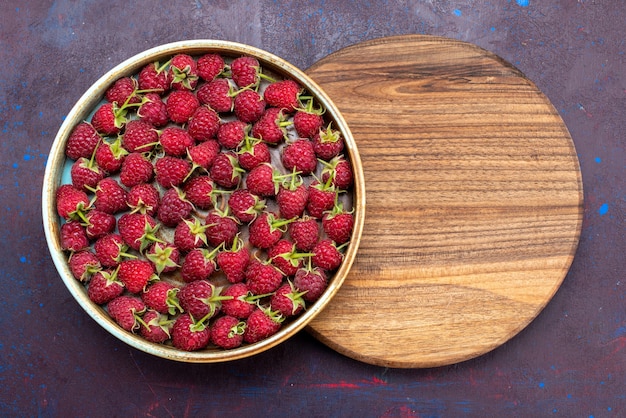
[304,35,583,368]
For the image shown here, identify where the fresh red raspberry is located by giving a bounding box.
[188,139,220,170]
[217,120,247,149]
[122,119,158,153]
[168,54,198,91]
[137,93,169,127]
[157,187,193,228]
[231,56,260,88]
[263,79,301,112]
[138,60,170,94]
[105,77,140,105]
[154,156,192,189]
[126,183,160,216]
[197,53,226,81]
[166,90,199,124]
[119,153,154,188]
[65,122,101,160]
[95,137,128,174]
[159,126,195,157]
[197,78,233,113]
[233,89,266,123]
[281,139,317,175]
[188,106,220,142]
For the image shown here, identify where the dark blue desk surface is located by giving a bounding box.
[1,1,623,416]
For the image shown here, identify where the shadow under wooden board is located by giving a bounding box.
[304,35,583,368]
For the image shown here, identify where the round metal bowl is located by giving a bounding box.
[42,40,365,362]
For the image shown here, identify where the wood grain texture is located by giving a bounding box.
[304,35,583,368]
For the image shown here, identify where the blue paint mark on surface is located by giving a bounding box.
[491,26,496,32]
[12,162,18,169]
[598,203,609,216]
[538,382,545,388]
[516,0,530,6]
[453,9,462,16]
[23,154,31,161]
[20,256,27,263]
[595,157,601,163]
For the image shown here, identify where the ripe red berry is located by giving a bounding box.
[282,139,317,175]
[138,60,171,94]
[171,313,210,351]
[159,126,194,157]
[217,120,247,149]
[137,93,169,127]
[154,156,192,188]
[70,157,105,191]
[293,264,328,303]
[142,280,182,315]
[91,102,127,135]
[122,120,158,153]
[313,125,345,161]
[245,259,283,295]
[168,54,199,91]
[179,280,229,320]
[105,77,140,106]
[188,139,220,170]
[117,213,161,252]
[231,56,260,88]
[126,183,160,216]
[166,90,199,124]
[268,239,306,277]
[322,204,354,244]
[293,99,324,139]
[157,187,193,228]
[289,217,319,252]
[248,212,292,249]
[187,106,220,142]
[139,310,172,343]
[228,189,265,223]
[196,78,233,113]
[204,209,239,248]
[118,259,156,294]
[263,79,301,112]
[216,235,250,284]
[276,176,309,220]
[88,269,124,305]
[237,137,271,171]
[251,107,288,144]
[311,239,343,271]
[221,283,257,319]
[246,163,278,197]
[174,218,209,252]
[107,295,146,332]
[93,233,133,267]
[270,281,307,316]
[243,306,283,344]
[211,315,246,349]
[180,247,218,283]
[83,209,116,240]
[233,89,266,123]
[65,122,101,160]
[119,152,154,188]
[60,220,89,252]
[183,175,215,210]
[56,184,90,220]
[321,155,354,190]
[146,242,181,275]
[306,180,336,219]
[95,137,128,174]
[210,152,243,189]
[197,53,225,81]
[68,250,101,282]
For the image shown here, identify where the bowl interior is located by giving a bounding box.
[42,40,365,362]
